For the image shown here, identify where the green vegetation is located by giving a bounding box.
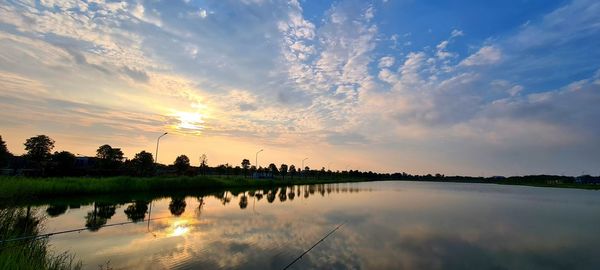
[0,175,597,205]
[0,207,81,270]
[0,175,369,201]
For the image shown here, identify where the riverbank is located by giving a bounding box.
[0,175,370,201]
[0,176,597,203]
[0,207,81,270]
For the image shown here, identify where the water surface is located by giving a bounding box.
[29,181,600,269]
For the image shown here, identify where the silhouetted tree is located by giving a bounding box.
[131,151,154,176]
[280,164,288,180]
[24,135,54,166]
[0,135,11,168]
[233,165,242,175]
[199,154,208,175]
[289,165,296,180]
[45,204,68,217]
[174,155,190,175]
[169,197,187,216]
[241,159,250,178]
[268,163,278,175]
[50,151,76,175]
[96,144,124,169]
[124,201,149,222]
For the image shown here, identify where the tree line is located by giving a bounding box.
[1,134,598,185]
[0,134,384,179]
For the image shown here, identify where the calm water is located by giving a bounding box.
[27,181,600,269]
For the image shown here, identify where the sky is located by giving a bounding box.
[0,0,599,176]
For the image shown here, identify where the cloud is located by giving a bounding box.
[459,46,502,66]
[450,29,464,38]
[378,56,395,68]
[0,0,599,174]
[121,66,149,83]
[238,103,258,112]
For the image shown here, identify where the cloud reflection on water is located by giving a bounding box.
[36,182,600,269]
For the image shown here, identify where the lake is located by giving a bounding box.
[24,181,600,269]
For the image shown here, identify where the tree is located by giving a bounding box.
[241,159,250,178]
[279,164,288,180]
[174,155,190,175]
[199,154,208,175]
[289,165,296,180]
[51,151,76,175]
[268,163,278,175]
[96,144,124,169]
[131,151,154,176]
[0,135,11,168]
[24,135,54,163]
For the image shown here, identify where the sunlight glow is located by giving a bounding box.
[168,220,190,237]
[171,226,190,237]
[172,111,205,132]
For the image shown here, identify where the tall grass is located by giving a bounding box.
[0,175,367,200]
[0,207,81,270]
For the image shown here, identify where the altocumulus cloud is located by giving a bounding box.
[0,0,599,175]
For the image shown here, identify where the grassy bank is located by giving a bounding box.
[0,207,81,270]
[0,175,369,201]
[0,176,597,203]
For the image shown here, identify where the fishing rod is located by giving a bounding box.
[282,221,345,270]
[0,216,172,245]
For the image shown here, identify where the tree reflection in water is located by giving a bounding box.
[124,201,149,222]
[85,203,117,231]
[45,204,68,217]
[266,189,277,203]
[255,191,264,201]
[278,187,287,202]
[50,184,364,235]
[239,193,248,209]
[169,197,187,216]
[195,196,205,218]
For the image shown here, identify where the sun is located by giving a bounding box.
[172,111,205,132]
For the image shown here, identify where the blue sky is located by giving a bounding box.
[0,0,599,175]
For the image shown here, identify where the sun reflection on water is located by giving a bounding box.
[167,220,191,237]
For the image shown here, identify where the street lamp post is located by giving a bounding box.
[255,149,264,169]
[155,132,168,164]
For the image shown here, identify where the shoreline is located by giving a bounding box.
[1,176,597,204]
